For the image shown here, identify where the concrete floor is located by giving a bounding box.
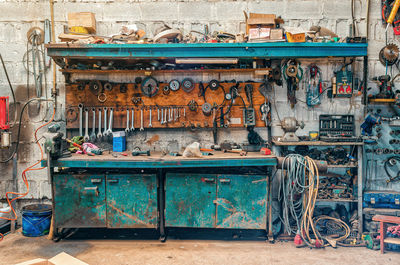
[2,232,400,265]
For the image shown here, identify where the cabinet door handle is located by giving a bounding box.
[107,179,119,183]
[84,186,99,196]
[219,178,231,183]
[91,178,102,184]
[204,178,215,183]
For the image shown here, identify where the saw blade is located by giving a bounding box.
[379,43,399,66]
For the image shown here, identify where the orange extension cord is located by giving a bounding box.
[0,107,55,241]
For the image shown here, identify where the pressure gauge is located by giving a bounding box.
[225,93,232,100]
[169,79,180,91]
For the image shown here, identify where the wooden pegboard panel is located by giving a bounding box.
[65,82,270,130]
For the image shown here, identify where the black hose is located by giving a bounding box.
[0,98,49,163]
[0,53,16,104]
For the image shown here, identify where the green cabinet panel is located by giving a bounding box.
[165,174,217,228]
[216,175,267,229]
[106,174,157,228]
[53,174,106,228]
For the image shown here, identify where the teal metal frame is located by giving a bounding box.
[46,43,368,59]
[42,157,277,168]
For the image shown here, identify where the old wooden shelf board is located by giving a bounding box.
[60,68,272,75]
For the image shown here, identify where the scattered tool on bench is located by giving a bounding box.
[132,150,151,156]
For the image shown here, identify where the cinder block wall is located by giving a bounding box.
[0,0,394,202]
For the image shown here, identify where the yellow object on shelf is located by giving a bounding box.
[286,32,305,43]
[68,12,96,33]
[69,26,89,34]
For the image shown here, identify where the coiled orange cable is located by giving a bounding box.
[0,107,55,241]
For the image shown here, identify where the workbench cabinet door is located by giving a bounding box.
[106,174,157,228]
[216,175,267,229]
[165,173,216,228]
[53,174,106,228]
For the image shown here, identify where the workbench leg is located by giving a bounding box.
[158,169,166,242]
[267,168,274,243]
[357,145,363,238]
[11,154,17,233]
[380,221,387,254]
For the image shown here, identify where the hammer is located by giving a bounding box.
[132,150,151,156]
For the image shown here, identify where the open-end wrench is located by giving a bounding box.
[148,107,152,128]
[164,107,168,124]
[168,107,173,122]
[160,108,164,124]
[106,107,114,135]
[130,108,135,131]
[125,108,130,133]
[140,108,144,131]
[90,108,96,142]
[103,107,108,137]
[84,108,89,141]
[157,107,160,121]
[97,108,102,139]
[78,104,83,136]
[183,107,186,118]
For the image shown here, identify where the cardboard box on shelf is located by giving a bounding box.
[68,12,96,34]
[270,29,283,40]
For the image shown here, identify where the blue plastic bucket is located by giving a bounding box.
[22,204,52,237]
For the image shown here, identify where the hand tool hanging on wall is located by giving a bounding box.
[103,107,108,138]
[78,104,83,136]
[125,108,130,133]
[90,108,96,142]
[140,108,144,131]
[97,108,102,139]
[84,108,89,142]
[131,108,135,131]
[379,43,399,66]
[333,60,353,98]
[243,84,255,126]
[305,65,322,107]
[106,107,114,136]
[283,59,303,108]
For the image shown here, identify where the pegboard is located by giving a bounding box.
[65,82,270,130]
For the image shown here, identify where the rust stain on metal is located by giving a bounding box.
[108,203,153,227]
[251,179,267,184]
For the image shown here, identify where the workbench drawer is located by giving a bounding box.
[53,174,106,228]
[165,173,268,229]
[165,174,217,228]
[106,174,157,228]
[216,175,267,229]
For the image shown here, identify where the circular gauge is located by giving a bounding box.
[163,85,170,95]
[141,76,159,97]
[88,80,102,95]
[202,103,212,116]
[209,79,220,90]
[169,79,180,91]
[225,93,232,100]
[103,82,113,91]
[181,78,195,93]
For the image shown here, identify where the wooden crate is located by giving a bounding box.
[68,12,96,33]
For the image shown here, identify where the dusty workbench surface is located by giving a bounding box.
[46,151,277,168]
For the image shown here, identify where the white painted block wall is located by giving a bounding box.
[0,0,397,201]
